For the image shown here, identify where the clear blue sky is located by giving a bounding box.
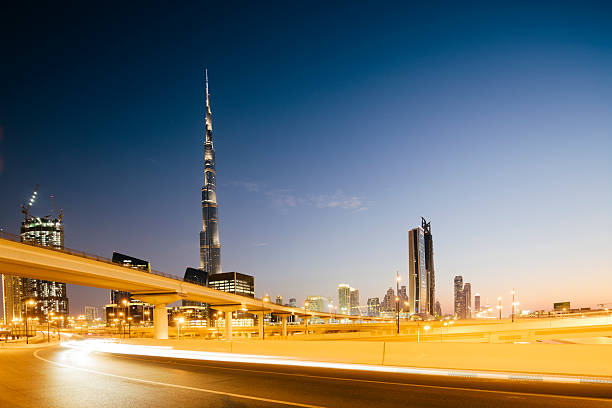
[1,2,610,315]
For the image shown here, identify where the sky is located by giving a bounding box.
[1,1,611,316]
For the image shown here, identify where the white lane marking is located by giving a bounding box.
[107,353,612,403]
[33,349,324,408]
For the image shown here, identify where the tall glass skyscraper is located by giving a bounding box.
[338,284,350,315]
[408,218,436,317]
[200,71,222,275]
[422,217,435,316]
[408,227,427,315]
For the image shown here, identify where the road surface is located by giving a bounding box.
[0,344,610,407]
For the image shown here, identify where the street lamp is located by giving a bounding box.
[262,294,270,340]
[497,297,502,320]
[122,299,131,337]
[303,301,310,334]
[511,290,515,323]
[25,299,35,344]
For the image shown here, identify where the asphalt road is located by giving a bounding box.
[0,345,610,408]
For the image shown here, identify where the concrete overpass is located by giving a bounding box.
[0,234,382,339]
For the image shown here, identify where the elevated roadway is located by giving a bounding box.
[0,235,381,339]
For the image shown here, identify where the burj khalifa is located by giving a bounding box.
[199,71,222,274]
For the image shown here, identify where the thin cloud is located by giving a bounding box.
[231,180,367,212]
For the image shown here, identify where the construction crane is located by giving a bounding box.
[49,195,63,222]
[21,184,39,222]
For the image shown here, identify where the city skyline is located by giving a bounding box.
[1,2,611,317]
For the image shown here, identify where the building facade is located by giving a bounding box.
[110,252,150,305]
[474,293,481,314]
[84,306,100,322]
[200,71,222,275]
[349,287,360,315]
[463,283,472,319]
[207,272,254,298]
[182,266,209,307]
[305,296,329,313]
[367,297,381,317]
[338,284,350,315]
[408,227,428,315]
[454,276,464,318]
[4,216,70,323]
[422,217,436,316]
[382,288,395,312]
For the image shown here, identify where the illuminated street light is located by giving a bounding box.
[25,299,35,344]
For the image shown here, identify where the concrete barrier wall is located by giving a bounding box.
[124,338,612,377]
[382,342,612,377]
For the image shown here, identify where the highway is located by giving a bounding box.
[0,344,610,407]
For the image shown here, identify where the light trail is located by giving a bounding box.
[60,339,612,385]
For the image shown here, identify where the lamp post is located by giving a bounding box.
[511,290,515,323]
[396,272,401,334]
[24,299,35,344]
[262,294,270,340]
[122,299,130,337]
[497,297,502,320]
[304,301,309,334]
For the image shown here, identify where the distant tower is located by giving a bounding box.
[463,283,472,319]
[338,284,350,315]
[408,226,427,315]
[474,293,481,314]
[453,276,464,318]
[367,297,381,317]
[200,70,222,275]
[349,287,360,315]
[421,217,435,316]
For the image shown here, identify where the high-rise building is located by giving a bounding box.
[349,287,360,315]
[182,267,208,307]
[408,227,427,315]
[84,306,100,322]
[367,297,381,317]
[288,298,297,308]
[409,219,436,317]
[463,283,472,319]
[338,284,350,315]
[435,300,442,316]
[382,288,396,312]
[474,293,481,313]
[110,252,149,305]
[305,296,329,313]
[422,217,435,316]
[275,295,283,305]
[200,71,222,275]
[8,216,69,322]
[454,276,464,318]
[398,285,408,311]
[207,272,254,298]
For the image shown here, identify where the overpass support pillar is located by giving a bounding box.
[153,304,168,340]
[258,312,264,339]
[225,311,233,341]
[281,316,287,338]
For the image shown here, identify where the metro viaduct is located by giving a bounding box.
[0,235,383,340]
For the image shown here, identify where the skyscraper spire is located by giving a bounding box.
[200,71,222,274]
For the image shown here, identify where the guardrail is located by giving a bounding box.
[0,230,183,281]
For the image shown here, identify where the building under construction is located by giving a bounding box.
[1,188,69,324]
